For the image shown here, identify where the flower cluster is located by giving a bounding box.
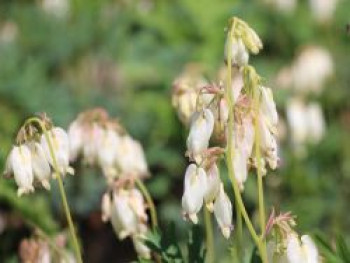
[174,18,280,240]
[68,108,149,184]
[266,211,320,262]
[101,182,151,259]
[68,108,151,259]
[275,46,332,156]
[19,232,76,263]
[3,115,74,196]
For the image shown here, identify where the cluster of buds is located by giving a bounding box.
[3,114,74,196]
[101,180,151,259]
[265,210,320,262]
[19,232,76,263]
[68,108,149,184]
[176,18,280,239]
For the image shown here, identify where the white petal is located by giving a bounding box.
[204,164,221,211]
[287,234,304,263]
[29,142,51,190]
[101,192,111,222]
[301,235,319,263]
[260,86,278,126]
[68,120,83,161]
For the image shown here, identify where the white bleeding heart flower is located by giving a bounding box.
[28,142,51,190]
[117,136,149,177]
[110,190,139,240]
[82,123,103,165]
[225,37,249,67]
[67,120,84,162]
[204,163,221,212]
[97,128,120,181]
[287,234,319,263]
[260,86,278,126]
[309,0,338,23]
[181,164,207,224]
[6,145,34,196]
[41,127,74,176]
[306,102,325,144]
[187,109,214,163]
[214,184,233,239]
[129,188,148,222]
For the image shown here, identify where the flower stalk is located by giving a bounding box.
[204,206,215,263]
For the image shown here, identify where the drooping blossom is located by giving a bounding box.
[213,184,233,239]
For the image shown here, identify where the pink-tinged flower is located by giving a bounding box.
[116,136,149,177]
[28,142,51,190]
[41,127,74,176]
[110,190,139,240]
[187,109,214,163]
[214,184,233,239]
[97,128,120,181]
[67,120,84,162]
[6,145,34,196]
[204,163,221,212]
[260,86,278,126]
[225,37,249,67]
[231,116,255,189]
[181,164,207,224]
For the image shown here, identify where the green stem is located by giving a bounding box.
[204,207,215,263]
[225,19,268,263]
[235,201,243,260]
[135,178,158,230]
[24,118,82,263]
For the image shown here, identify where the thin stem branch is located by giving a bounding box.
[225,22,260,247]
[24,117,82,263]
[204,206,214,263]
[235,201,243,260]
[135,178,158,230]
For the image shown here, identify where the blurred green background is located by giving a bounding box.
[0,0,349,262]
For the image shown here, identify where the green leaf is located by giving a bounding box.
[335,235,350,262]
[187,224,206,263]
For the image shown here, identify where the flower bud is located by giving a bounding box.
[41,127,74,175]
[7,145,34,196]
[97,128,120,181]
[242,26,263,54]
[214,184,233,239]
[181,164,207,224]
[224,37,249,67]
[29,142,51,190]
[187,109,214,163]
[204,163,221,212]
